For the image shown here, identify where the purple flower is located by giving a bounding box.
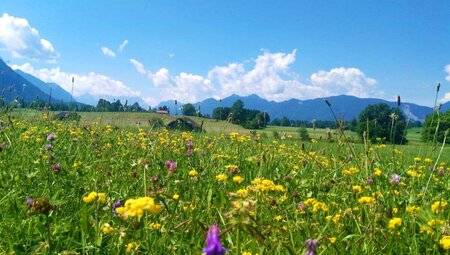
[186,141,193,148]
[169,162,177,173]
[165,160,171,167]
[51,163,61,171]
[390,174,400,185]
[25,197,34,206]
[112,201,122,216]
[186,149,193,156]
[199,151,206,157]
[438,168,445,176]
[366,177,374,185]
[203,224,228,255]
[46,133,55,141]
[45,144,53,150]
[151,176,158,182]
[305,238,318,255]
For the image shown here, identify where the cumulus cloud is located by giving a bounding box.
[101,47,116,58]
[310,67,377,97]
[445,64,450,82]
[119,40,128,52]
[12,63,140,98]
[0,13,59,62]
[130,50,379,103]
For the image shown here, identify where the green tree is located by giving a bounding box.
[230,99,245,124]
[356,103,408,144]
[182,103,196,116]
[212,107,231,120]
[421,110,450,144]
[96,99,111,112]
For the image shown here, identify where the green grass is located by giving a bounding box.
[2,109,450,254]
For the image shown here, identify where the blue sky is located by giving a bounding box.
[1,0,449,106]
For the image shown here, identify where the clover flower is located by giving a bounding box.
[390,174,400,185]
[305,238,318,255]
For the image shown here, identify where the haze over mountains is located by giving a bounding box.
[1,59,448,121]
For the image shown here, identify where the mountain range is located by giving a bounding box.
[1,58,448,121]
[158,94,450,122]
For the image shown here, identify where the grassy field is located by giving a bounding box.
[2,109,450,254]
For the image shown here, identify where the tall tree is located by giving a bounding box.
[182,103,196,116]
[356,103,408,144]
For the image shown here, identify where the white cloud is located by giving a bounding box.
[119,40,128,52]
[310,67,377,97]
[101,47,116,58]
[441,93,450,104]
[0,13,59,62]
[130,58,147,75]
[12,63,140,99]
[445,64,450,82]
[130,50,379,104]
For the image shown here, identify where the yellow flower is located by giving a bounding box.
[97,193,107,202]
[440,236,450,250]
[126,242,138,253]
[233,176,244,184]
[188,169,198,177]
[374,168,382,176]
[236,189,248,197]
[172,194,180,200]
[216,174,228,181]
[427,219,444,227]
[358,196,376,205]
[414,157,421,162]
[82,192,98,203]
[312,202,329,213]
[102,223,114,234]
[352,185,363,194]
[392,208,398,214]
[406,205,421,214]
[115,197,162,220]
[388,217,402,229]
[328,237,337,244]
[149,222,161,230]
[274,215,283,221]
[432,200,448,213]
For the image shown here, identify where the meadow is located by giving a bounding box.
[1,110,450,254]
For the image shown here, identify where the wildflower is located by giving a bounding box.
[186,149,193,156]
[25,197,34,207]
[168,161,177,173]
[233,176,244,184]
[112,201,122,216]
[328,237,337,244]
[274,215,283,221]
[46,133,55,141]
[172,194,180,200]
[186,141,193,147]
[312,202,329,213]
[305,238,318,255]
[432,200,448,213]
[388,217,402,229]
[44,144,52,150]
[216,174,228,182]
[199,151,206,157]
[358,196,376,205]
[97,193,107,202]
[392,208,398,214]
[102,223,114,234]
[374,168,382,176]
[439,236,450,250]
[390,174,400,185]
[366,177,374,185]
[352,185,363,194]
[115,197,162,220]
[202,224,228,255]
[51,163,61,172]
[427,219,444,227]
[189,169,198,177]
[414,157,421,162]
[126,242,138,253]
[406,205,421,214]
[149,222,161,230]
[151,176,158,182]
[83,192,98,203]
[236,189,248,197]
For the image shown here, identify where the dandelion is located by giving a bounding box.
[202,224,228,255]
[172,194,180,200]
[305,238,318,255]
[374,168,382,176]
